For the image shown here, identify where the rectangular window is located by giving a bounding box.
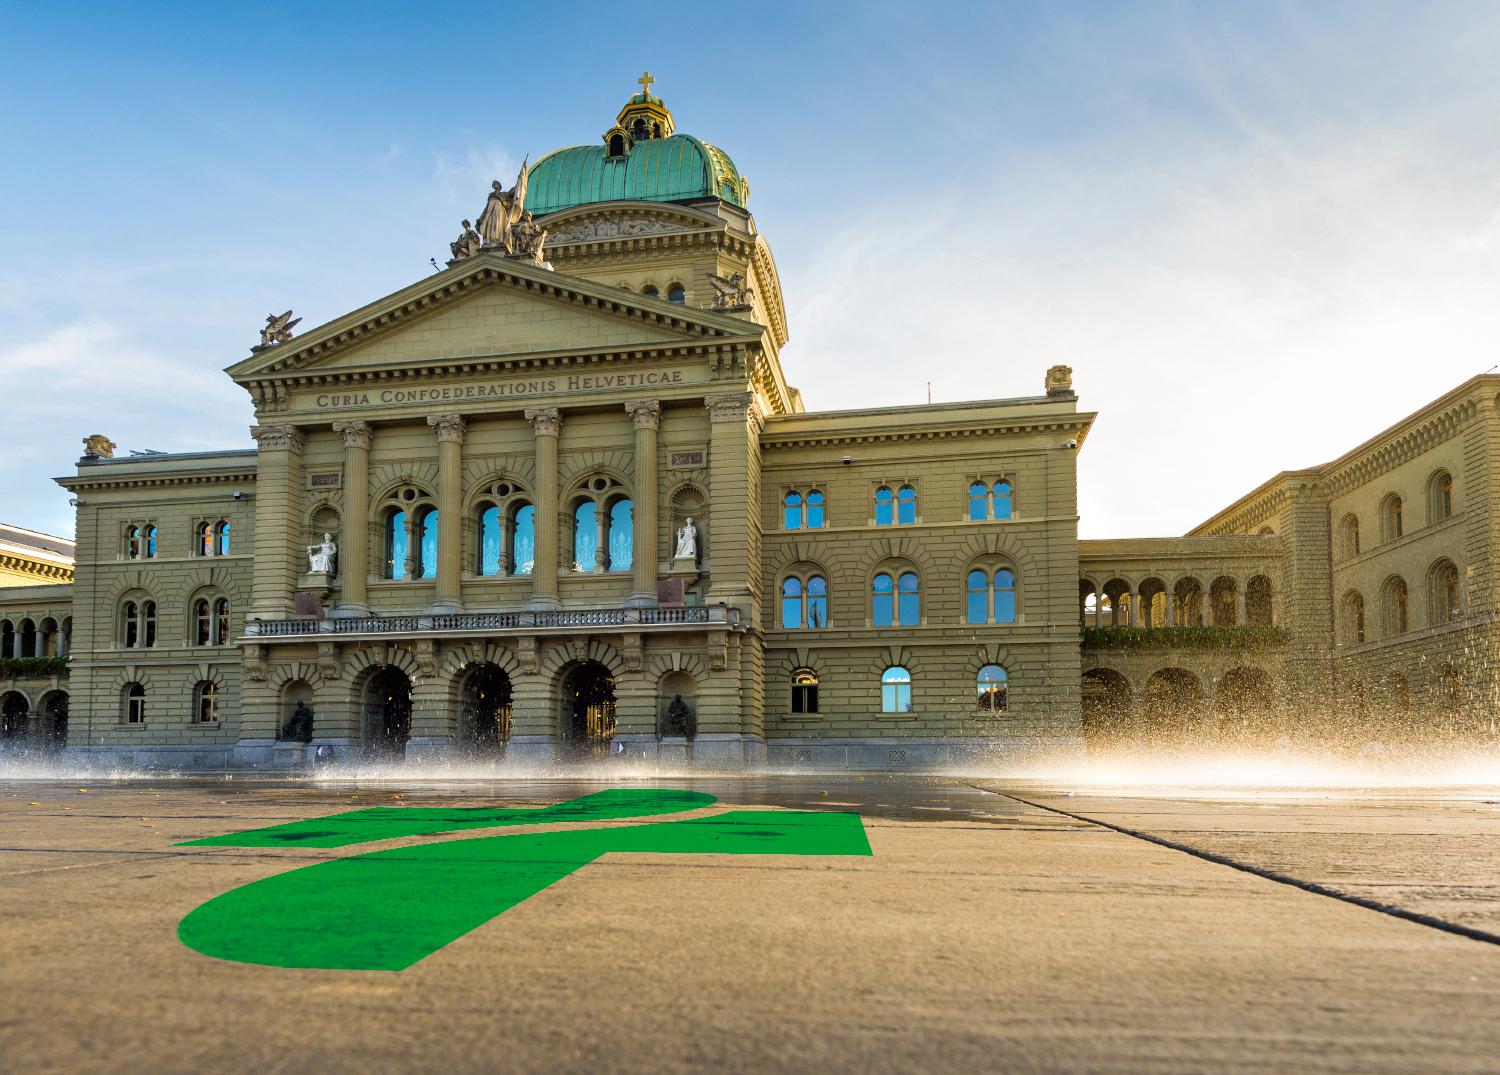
[791,683,819,714]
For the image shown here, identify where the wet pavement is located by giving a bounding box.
[4,772,1500,1073]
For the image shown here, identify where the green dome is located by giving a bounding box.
[524,134,746,218]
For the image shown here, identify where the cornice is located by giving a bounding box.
[1323,396,1480,497]
[759,416,1090,450]
[0,555,73,582]
[59,469,258,493]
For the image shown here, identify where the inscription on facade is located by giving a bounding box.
[309,473,341,489]
[669,450,706,468]
[312,370,685,409]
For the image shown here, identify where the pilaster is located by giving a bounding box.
[704,391,763,613]
[427,413,466,613]
[331,420,372,616]
[248,424,304,618]
[625,399,661,607]
[525,407,562,610]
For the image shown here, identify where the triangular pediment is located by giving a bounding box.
[227,251,761,383]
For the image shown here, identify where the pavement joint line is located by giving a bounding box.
[992,789,1500,950]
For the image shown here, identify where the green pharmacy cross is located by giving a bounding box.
[177,789,871,972]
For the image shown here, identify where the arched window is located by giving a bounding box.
[994,569,1017,623]
[417,508,438,578]
[1433,561,1460,623]
[967,483,988,522]
[479,505,502,576]
[195,521,212,557]
[780,575,828,629]
[881,666,912,713]
[967,568,1017,623]
[872,573,894,626]
[873,572,919,627]
[386,509,408,579]
[123,683,145,724]
[145,525,157,558]
[784,491,804,530]
[897,484,917,524]
[126,525,142,559]
[666,283,685,304]
[122,600,155,648]
[214,598,230,644]
[214,520,231,556]
[966,569,988,622]
[193,598,212,646]
[1344,591,1366,645]
[1425,470,1455,523]
[512,504,535,576]
[791,669,819,714]
[784,490,824,530]
[1386,577,1409,635]
[609,499,634,571]
[993,481,1013,520]
[874,486,895,526]
[641,284,659,299]
[608,133,625,157]
[1383,495,1404,542]
[1340,514,1361,559]
[806,490,825,529]
[573,501,599,572]
[897,571,920,624]
[977,664,1008,712]
[195,681,220,724]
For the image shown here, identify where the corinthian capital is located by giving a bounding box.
[249,424,304,452]
[625,399,662,431]
[332,420,372,450]
[705,392,762,428]
[525,406,561,437]
[427,413,467,444]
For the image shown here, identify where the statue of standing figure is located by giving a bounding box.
[674,517,698,560]
[475,157,530,253]
[307,533,337,575]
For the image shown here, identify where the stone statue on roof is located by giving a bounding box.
[259,310,301,347]
[475,157,530,253]
[449,219,482,261]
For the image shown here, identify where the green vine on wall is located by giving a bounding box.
[0,656,69,679]
[1081,625,1287,651]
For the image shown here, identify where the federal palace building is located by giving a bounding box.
[2,82,1495,769]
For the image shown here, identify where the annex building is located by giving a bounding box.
[0,81,1493,769]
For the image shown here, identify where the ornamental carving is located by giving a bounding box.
[547,216,692,244]
[525,406,561,437]
[332,420,372,450]
[705,392,762,428]
[82,434,116,460]
[258,310,302,348]
[250,424,305,452]
[625,399,662,430]
[1046,364,1073,394]
[427,413,467,444]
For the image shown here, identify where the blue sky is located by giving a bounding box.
[3,1,1499,538]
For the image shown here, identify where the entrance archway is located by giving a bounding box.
[559,661,615,758]
[364,667,412,758]
[1080,668,1132,749]
[459,663,512,755]
[1,692,29,746]
[39,690,67,751]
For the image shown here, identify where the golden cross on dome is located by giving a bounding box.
[637,71,655,95]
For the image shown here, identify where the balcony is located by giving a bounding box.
[1081,625,1287,651]
[242,604,739,642]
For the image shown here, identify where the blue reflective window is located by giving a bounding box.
[215,521,230,556]
[781,577,803,629]
[387,510,407,580]
[610,499,633,571]
[806,490,825,529]
[479,506,501,576]
[872,573,895,627]
[897,485,917,525]
[874,486,894,526]
[881,666,912,713]
[995,569,1017,623]
[897,571,920,625]
[574,502,598,572]
[807,575,828,628]
[511,505,535,576]
[418,509,439,578]
[784,492,803,530]
[969,482,989,521]
[993,481,1013,520]
[977,664,1008,711]
[145,526,158,558]
[967,569,989,623]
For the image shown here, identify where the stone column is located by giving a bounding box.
[248,424,304,618]
[1235,589,1247,626]
[1165,591,1176,625]
[1092,586,1103,628]
[594,503,610,573]
[426,413,467,613]
[1131,592,1143,627]
[525,407,562,610]
[331,421,372,616]
[625,400,661,607]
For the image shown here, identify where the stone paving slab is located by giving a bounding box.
[2,777,1500,1074]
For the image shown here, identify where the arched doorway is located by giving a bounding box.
[1080,669,1131,749]
[1216,667,1274,742]
[39,690,68,751]
[364,667,412,758]
[1142,668,1203,743]
[1,692,28,747]
[559,661,615,758]
[459,663,512,755]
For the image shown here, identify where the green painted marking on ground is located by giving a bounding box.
[178,806,871,972]
[178,788,716,848]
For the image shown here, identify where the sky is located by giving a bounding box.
[2,1,1499,539]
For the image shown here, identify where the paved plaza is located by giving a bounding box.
[4,772,1500,1074]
